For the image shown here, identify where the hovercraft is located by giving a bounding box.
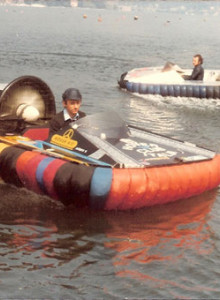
[0,75,220,210]
[118,62,220,99]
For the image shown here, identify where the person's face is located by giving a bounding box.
[193,56,200,66]
[63,99,81,117]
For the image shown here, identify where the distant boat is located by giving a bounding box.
[118,62,220,99]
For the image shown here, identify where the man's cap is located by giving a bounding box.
[62,88,82,101]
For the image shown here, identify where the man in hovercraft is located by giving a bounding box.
[49,88,86,134]
[183,54,204,81]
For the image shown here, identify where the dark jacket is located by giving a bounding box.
[49,110,86,134]
[183,64,204,81]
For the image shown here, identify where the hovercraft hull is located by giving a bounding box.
[0,119,219,210]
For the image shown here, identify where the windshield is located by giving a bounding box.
[74,111,129,140]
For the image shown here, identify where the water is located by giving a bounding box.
[0,1,220,298]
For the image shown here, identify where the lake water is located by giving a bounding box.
[0,1,220,298]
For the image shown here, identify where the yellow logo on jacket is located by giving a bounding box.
[51,129,78,150]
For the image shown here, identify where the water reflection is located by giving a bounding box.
[104,190,217,290]
[0,183,217,263]
[0,181,218,296]
[0,183,97,271]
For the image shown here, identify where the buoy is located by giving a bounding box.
[100,133,106,140]
[83,14,87,19]
[134,16,138,20]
